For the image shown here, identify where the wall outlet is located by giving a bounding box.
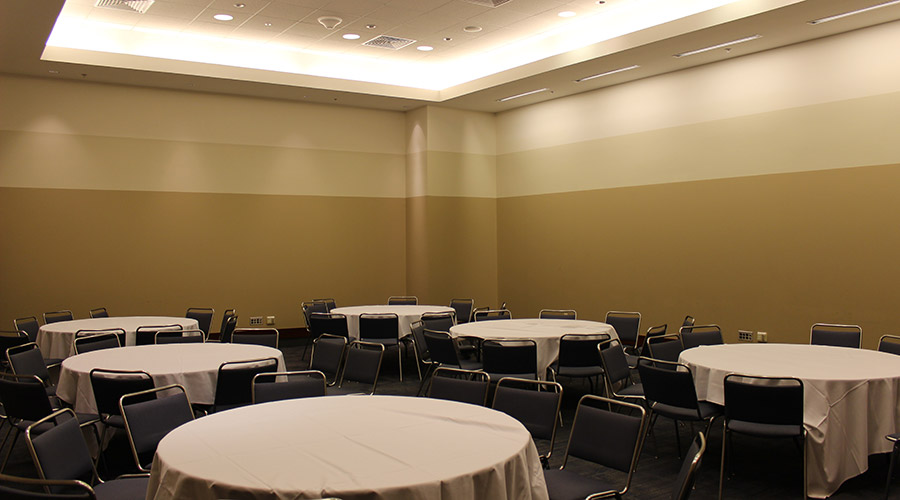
[737,330,754,342]
[250,316,263,326]
[757,331,768,343]
[266,315,275,325]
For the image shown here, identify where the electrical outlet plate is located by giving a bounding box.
[250,316,263,326]
[266,316,275,325]
[737,330,753,342]
[756,331,768,343]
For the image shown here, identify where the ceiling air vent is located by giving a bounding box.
[363,35,416,50]
[464,0,513,7]
[95,0,155,14]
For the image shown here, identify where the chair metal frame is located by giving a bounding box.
[185,307,215,337]
[251,370,327,403]
[605,311,642,352]
[308,333,348,386]
[492,376,563,466]
[387,295,418,305]
[675,432,707,500]
[426,366,490,406]
[14,316,41,343]
[0,471,96,499]
[810,322,862,348]
[449,298,475,324]
[119,384,195,472]
[409,320,432,381]
[338,340,385,395]
[878,334,900,355]
[539,309,577,320]
[6,342,56,387]
[598,339,645,405]
[231,327,279,348]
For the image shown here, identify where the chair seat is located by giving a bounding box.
[103,414,125,428]
[449,359,483,371]
[94,476,150,500]
[554,365,604,377]
[362,338,400,347]
[544,468,618,500]
[652,400,721,421]
[728,419,804,438]
[618,382,644,397]
[487,371,537,381]
[13,411,100,432]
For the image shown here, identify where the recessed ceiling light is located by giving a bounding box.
[597,1,606,4]
[463,26,482,33]
[497,88,549,102]
[559,11,577,18]
[366,24,377,29]
[673,34,761,57]
[417,45,433,51]
[233,3,245,8]
[808,0,900,25]
[263,22,272,27]
[213,14,233,21]
[443,37,452,41]
[343,33,360,40]
[575,64,640,83]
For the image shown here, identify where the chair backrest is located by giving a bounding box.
[14,316,41,343]
[679,324,723,350]
[560,394,647,497]
[557,333,610,369]
[219,315,237,343]
[88,308,108,319]
[214,357,279,410]
[539,309,577,320]
[301,301,329,327]
[605,311,641,349]
[427,367,489,406]
[723,374,803,426]
[252,370,326,403]
[73,331,122,354]
[0,372,54,422]
[6,343,53,385]
[358,313,399,341]
[646,334,684,365]
[492,377,562,459]
[135,324,182,346]
[421,312,455,333]
[308,313,349,339]
[0,331,29,364]
[878,334,900,355]
[231,328,279,348]
[671,432,706,500]
[185,307,214,336]
[0,472,95,499]
[810,323,861,348]
[598,339,633,387]
[309,334,347,385]
[43,311,73,325]
[25,409,96,488]
[312,298,337,312]
[120,384,195,472]
[482,339,537,379]
[218,309,237,337]
[155,328,205,344]
[449,298,475,324]
[387,295,417,305]
[339,341,384,394]
[682,315,695,328]
[473,309,512,321]
[637,358,702,413]
[89,369,154,418]
[422,330,463,367]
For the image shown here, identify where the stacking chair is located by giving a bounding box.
[154,328,205,344]
[25,408,149,500]
[308,334,347,386]
[638,357,721,459]
[878,334,900,355]
[473,309,512,321]
[639,323,668,358]
[539,309,577,320]
[0,331,28,369]
[119,384,195,472]
[421,312,455,333]
[134,324,182,346]
[422,330,482,371]
[810,323,862,348]
[605,311,641,359]
[409,320,433,381]
[6,343,59,397]
[680,324,723,350]
[548,333,609,393]
[481,339,538,381]
[210,357,279,413]
[219,314,237,343]
[216,309,237,341]
[675,432,707,500]
[73,331,122,355]
[14,317,64,369]
[252,370,327,403]
[0,471,96,499]
[184,307,214,337]
[337,341,384,395]
[43,311,74,325]
[887,432,900,500]
[358,313,402,381]
[598,339,645,404]
[492,377,563,467]
[301,301,329,328]
[312,298,337,312]
[231,328,279,348]
[449,298,475,324]
[543,395,647,498]
[683,315,696,329]
[88,369,155,464]
[646,334,684,365]
[426,367,489,406]
[89,308,109,319]
[719,374,806,499]
[387,295,417,305]
[305,312,348,361]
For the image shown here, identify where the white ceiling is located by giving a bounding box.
[3,0,900,112]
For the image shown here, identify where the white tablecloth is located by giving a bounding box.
[36,316,199,359]
[680,343,900,499]
[56,343,285,413]
[147,395,548,500]
[450,319,616,378]
[331,305,456,339]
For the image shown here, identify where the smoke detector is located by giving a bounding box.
[318,16,342,30]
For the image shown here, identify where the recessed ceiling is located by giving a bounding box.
[3,0,900,112]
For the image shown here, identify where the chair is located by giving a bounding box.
[878,334,900,355]
[301,301,332,359]
[887,432,900,500]
[473,309,512,321]
[231,328,279,348]
[119,384,195,472]
[638,357,721,459]
[718,374,805,499]
[73,331,122,355]
[492,377,563,467]
[88,308,109,319]
[154,328,205,344]
[88,369,155,462]
[422,330,482,371]
[0,331,28,369]
[421,311,456,333]
[639,323,668,358]
[252,370,326,403]
[810,323,861,348]
[6,343,58,397]
[548,333,610,393]
[134,324,182,346]
[216,309,237,340]
[387,295,417,305]
[309,334,347,386]
[14,316,42,343]
[680,324,723,350]
[337,341,384,395]
[449,298,475,324]
[308,312,349,339]
[482,339,538,380]
[0,471,96,499]
[211,357,279,412]
[313,298,337,312]
[605,311,642,358]
[683,315,695,328]
[543,395,647,499]
[598,339,645,404]
[358,313,402,381]
[674,432,707,500]
[185,308,214,337]
[25,408,148,500]
[409,320,433,381]
[647,334,684,365]
[426,367,489,406]
[539,309,577,320]
[43,311,74,325]
[219,314,237,343]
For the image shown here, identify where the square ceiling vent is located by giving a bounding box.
[95,0,154,14]
[464,0,513,6]
[363,35,417,50]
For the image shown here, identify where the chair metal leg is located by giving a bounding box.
[718,421,728,500]
[0,430,19,473]
[674,419,683,460]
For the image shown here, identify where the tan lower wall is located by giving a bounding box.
[496,163,900,348]
[0,187,407,329]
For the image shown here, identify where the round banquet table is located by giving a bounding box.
[56,343,285,413]
[449,319,616,379]
[331,305,456,339]
[36,316,199,359]
[680,343,900,499]
[146,395,549,500]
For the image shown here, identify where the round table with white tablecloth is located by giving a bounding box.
[146,395,549,500]
[56,343,285,413]
[36,316,199,359]
[680,343,900,499]
[331,305,456,339]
